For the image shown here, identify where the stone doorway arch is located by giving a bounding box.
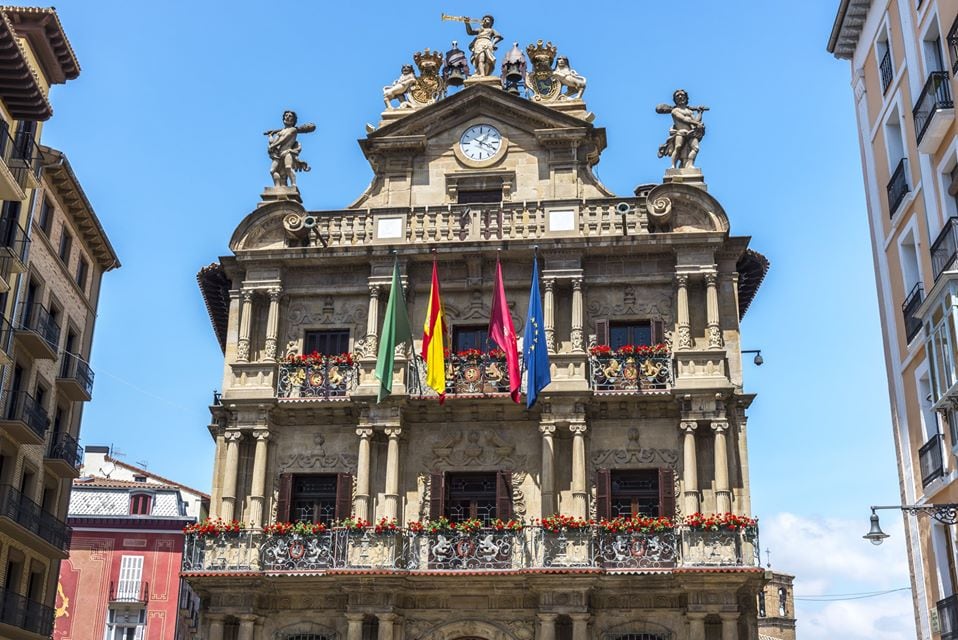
[416,620,522,640]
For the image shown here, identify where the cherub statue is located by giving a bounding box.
[656,90,708,169]
[464,15,503,77]
[265,110,316,188]
[553,56,586,100]
[383,64,417,110]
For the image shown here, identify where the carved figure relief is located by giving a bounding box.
[284,298,366,349]
[426,429,529,470]
[586,285,673,324]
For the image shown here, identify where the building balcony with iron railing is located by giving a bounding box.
[0,390,49,446]
[914,70,955,153]
[44,431,82,477]
[919,433,945,487]
[0,216,29,292]
[0,586,54,638]
[0,315,14,367]
[0,125,42,202]
[182,524,758,574]
[887,157,910,217]
[903,282,925,343]
[14,302,59,361]
[109,580,149,605]
[880,46,893,94]
[56,353,93,402]
[0,484,70,553]
[940,593,958,640]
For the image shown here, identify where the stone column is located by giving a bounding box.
[355,428,374,521]
[543,278,556,354]
[377,612,397,640]
[220,431,242,521]
[366,283,381,357]
[209,427,226,519]
[249,431,270,528]
[384,427,402,520]
[537,613,558,640]
[571,277,584,353]
[705,272,723,349]
[570,613,590,640]
[539,421,556,516]
[712,421,732,514]
[676,274,692,350]
[570,419,588,518]
[346,613,365,640]
[686,612,707,640]
[237,289,254,363]
[208,615,225,640]
[680,421,699,515]
[238,615,258,640]
[264,287,282,361]
[719,612,739,640]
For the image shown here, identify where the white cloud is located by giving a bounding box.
[760,512,916,640]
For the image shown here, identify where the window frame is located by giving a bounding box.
[129,493,152,515]
[303,329,350,356]
[37,197,52,235]
[76,256,89,292]
[57,226,72,265]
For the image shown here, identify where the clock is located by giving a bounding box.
[459,124,503,162]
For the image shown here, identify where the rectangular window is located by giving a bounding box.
[446,472,498,524]
[290,474,339,525]
[129,494,152,515]
[303,329,349,356]
[457,188,502,204]
[610,469,660,518]
[609,321,652,350]
[116,555,144,602]
[38,198,51,235]
[76,257,89,291]
[452,325,489,352]
[105,607,146,640]
[58,227,72,264]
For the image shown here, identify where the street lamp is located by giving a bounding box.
[742,349,764,366]
[864,504,958,545]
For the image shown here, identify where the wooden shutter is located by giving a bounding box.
[335,472,353,520]
[595,469,611,520]
[276,473,292,522]
[496,470,514,520]
[651,320,664,345]
[595,319,609,347]
[429,472,446,520]
[658,468,676,518]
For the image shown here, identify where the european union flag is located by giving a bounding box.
[523,255,551,408]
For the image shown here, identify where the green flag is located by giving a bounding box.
[375,260,413,402]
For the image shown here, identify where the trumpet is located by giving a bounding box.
[441,13,479,24]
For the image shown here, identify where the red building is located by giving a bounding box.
[54,468,207,640]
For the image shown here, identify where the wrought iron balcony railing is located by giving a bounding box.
[0,126,41,191]
[0,484,70,550]
[109,580,149,604]
[0,216,29,267]
[182,525,758,574]
[58,353,94,397]
[1,390,50,440]
[932,217,958,279]
[0,587,54,637]
[887,158,909,216]
[589,352,672,393]
[919,433,945,487]
[18,302,60,350]
[880,47,893,94]
[950,16,958,76]
[902,282,924,343]
[46,431,82,470]
[407,353,516,398]
[914,71,954,145]
[277,360,357,399]
[939,593,958,640]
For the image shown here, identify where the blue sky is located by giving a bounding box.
[41,2,911,636]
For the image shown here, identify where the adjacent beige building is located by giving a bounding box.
[0,7,120,639]
[828,0,958,637]
[187,37,770,640]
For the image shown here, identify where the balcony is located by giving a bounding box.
[14,302,60,360]
[44,431,82,477]
[0,484,70,552]
[880,47,893,94]
[407,352,516,399]
[0,391,49,446]
[182,525,758,574]
[914,71,955,153]
[57,353,93,401]
[950,16,958,76]
[933,218,958,279]
[0,587,54,638]
[109,580,149,604]
[919,433,945,487]
[589,351,672,394]
[0,217,29,289]
[887,158,910,216]
[0,315,14,367]
[277,359,356,400]
[0,126,41,201]
[902,282,924,343]
[939,593,958,640]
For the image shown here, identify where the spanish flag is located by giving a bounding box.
[422,260,447,400]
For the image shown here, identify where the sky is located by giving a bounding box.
[38,2,914,637]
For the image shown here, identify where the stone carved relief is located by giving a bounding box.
[511,471,528,518]
[272,434,358,521]
[600,619,677,639]
[426,429,529,470]
[417,619,521,640]
[284,298,367,346]
[586,285,673,324]
[445,290,525,333]
[643,182,730,233]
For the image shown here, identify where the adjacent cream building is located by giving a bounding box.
[0,7,120,639]
[828,0,958,637]
[187,36,770,640]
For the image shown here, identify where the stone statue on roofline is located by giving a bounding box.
[383,64,418,110]
[265,110,316,188]
[656,90,708,170]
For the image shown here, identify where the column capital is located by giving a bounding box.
[240,288,254,302]
[268,286,283,299]
[369,283,382,298]
[571,277,583,290]
[685,611,708,621]
[356,427,374,438]
[704,272,719,286]
[543,278,555,292]
[569,421,587,435]
[568,613,591,622]
[675,273,689,286]
[253,430,270,442]
[345,613,366,623]
[376,612,398,622]
[718,611,739,621]
[238,614,259,623]
[679,421,698,434]
[224,431,243,443]
[537,613,559,622]
[711,421,729,434]
[539,423,556,436]
[207,613,226,623]
[385,426,402,438]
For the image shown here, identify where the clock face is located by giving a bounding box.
[459,124,502,161]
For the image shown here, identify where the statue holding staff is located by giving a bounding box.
[265,110,316,188]
[655,90,708,170]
